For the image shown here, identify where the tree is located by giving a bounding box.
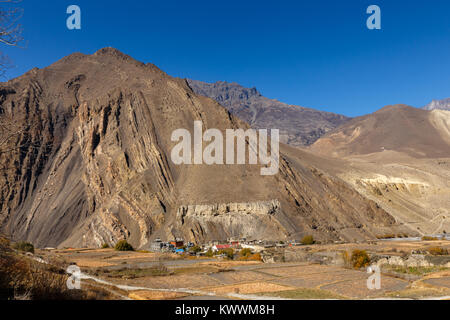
[189,245,201,253]
[301,235,315,245]
[0,0,27,158]
[114,240,134,251]
[0,116,28,156]
[0,0,24,77]
[0,0,24,47]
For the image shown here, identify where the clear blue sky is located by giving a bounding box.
[2,0,449,116]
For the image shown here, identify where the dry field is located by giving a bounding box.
[35,240,450,300]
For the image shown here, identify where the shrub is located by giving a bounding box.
[301,235,315,245]
[205,248,214,257]
[189,246,201,253]
[422,236,439,241]
[342,251,351,268]
[351,250,371,269]
[0,236,11,251]
[239,248,252,257]
[247,253,262,261]
[101,243,109,249]
[218,248,234,260]
[1,247,79,300]
[376,234,395,239]
[0,235,114,300]
[428,247,448,256]
[14,241,35,254]
[114,240,134,251]
[238,249,262,261]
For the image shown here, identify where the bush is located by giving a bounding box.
[247,253,262,261]
[422,236,439,241]
[189,246,201,253]
[239,248,252,257]
[217,248,234,260]
[351,250,371,269]
[376,234,395,239]
[301,235,315,245]
[114,240,134,251]
[0,236,11,251]
[1,246,79,300]
[0,235,114,300]
[428,247,448,256]
[14,242,34,254]
[238,249,262,262]
[342,251,351,268]
[205,248,214,257]
[101,243,109,249]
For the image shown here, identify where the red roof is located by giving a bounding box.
[215,244,232,249]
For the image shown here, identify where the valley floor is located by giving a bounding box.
[40,240,450,300]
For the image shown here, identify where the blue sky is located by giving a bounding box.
[1,0,449,116]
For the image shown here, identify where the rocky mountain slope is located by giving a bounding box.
[187,80,349,146]
[308,105,450,235]
[423,98,450,111]
[0,48,404,248]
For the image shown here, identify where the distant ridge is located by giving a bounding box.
[187,79,349,147]
[423,98,450,111]
[310,104,450,158]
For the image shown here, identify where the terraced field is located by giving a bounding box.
[39,240,450,300]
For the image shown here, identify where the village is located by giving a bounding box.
[28,235,450,300]
[149,237,308,259]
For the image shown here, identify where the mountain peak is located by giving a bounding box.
[93,47,146,66]
[94,47,132,59]
[311,102,450,158]
[423,98,450,111]
[375,104,414,113]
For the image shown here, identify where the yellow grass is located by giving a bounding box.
[71,259,113,268]
[108,253,159,260]
[206,282,294,295]
[199,260,262,268]
[129,290,189,300]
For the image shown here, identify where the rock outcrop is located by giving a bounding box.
[176,201,283,242]
[423,98,450,111]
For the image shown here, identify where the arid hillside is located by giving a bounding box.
[0,48,403,248]
[310,105,450,158]
[307,106,450,235]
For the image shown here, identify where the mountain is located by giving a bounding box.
[423,98,450,111]
[310,105,450,158]
[309,105,450,235]
[187,80,349,147]
[0,48,402,248]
